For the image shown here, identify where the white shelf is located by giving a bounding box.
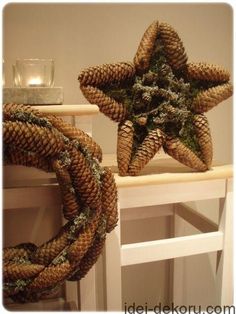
[33,104,99,116]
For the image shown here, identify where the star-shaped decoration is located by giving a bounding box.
[78,20,233,176]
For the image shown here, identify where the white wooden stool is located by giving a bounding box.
[103,157,233,310]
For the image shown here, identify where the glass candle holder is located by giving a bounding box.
[13,59,54,87]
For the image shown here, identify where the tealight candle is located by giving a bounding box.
[13,59,54,87]
[27,77,46,87]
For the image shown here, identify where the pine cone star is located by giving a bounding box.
[79,20,233,176]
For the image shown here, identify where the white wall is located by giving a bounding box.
[3,3,233,309]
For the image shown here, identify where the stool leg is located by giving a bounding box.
[216,178,233,305]
[105,204,122,310]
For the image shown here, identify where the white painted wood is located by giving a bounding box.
[119,180,226,209]
[3,185,61,209]
[216,178,233,305]
[121,204,174,221]
[80,266,97,311]
[175,203,218,233]
[115,165,233,187]
[171,206,185,305]
[34,104,99,115]
[105,205,122,311]
[74,116,93,135]
[64,281,79,309]
[121,231,224,266]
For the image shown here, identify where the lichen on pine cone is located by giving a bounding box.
[159,22,188,70]
[67,208,102,264]
[164,137,207,171]
[128,128,165,176]
[193,83,233,113]
[134,21,159,72]
[47,115,102,162]
[193,114,213,168]
[117,120,134,176]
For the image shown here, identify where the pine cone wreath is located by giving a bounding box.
[78,19,232,175]
[3,104,118,302]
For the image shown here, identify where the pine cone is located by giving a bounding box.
[159,22,188,70]
[193,83,233,113]
[128,128,165,176]
[4,146,52,172]
[117,120,134,176]
[69,147,101,210]
[31,226,71,265]
[28,261,71,291]
[53,160,80,220]
[193,114,213,168]
[186,62,230,82]
[3,243,37,262]
[164,136,208,171]
[134,21,159,72]
[101,167,118,232]
[3,103,42,121]
[67,208,102,264]
[3,121,65,158]
[80,85,127,122]
[79,62,135,87]
[68,237,105,281]
[4,263,45,281]
[47,115,102,162]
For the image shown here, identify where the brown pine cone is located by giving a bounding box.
[164,136,208,171]
[52,160,80,220]
[47,115,102,162]
[117,120,134,176]
[193,114,213,168]
[134,21,159,73]
[31,226,71,265]
[80,85,127,122]
[69,147,101,210]
[186,62,230,82]
[67,208,102,265]
[193,83,233,113]
[28,261,71,291]
[101,167,118,232]
[3,103,42,121]
[159,22,188,70]
[68,237,105,281]
[4,263,45,281]
[3,243,37,262]
[4,146,52,172]
[79,62,135,87]
[128,128,165,176]
[3,121,65,158]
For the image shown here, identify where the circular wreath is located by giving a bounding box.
[3,103,118,303]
